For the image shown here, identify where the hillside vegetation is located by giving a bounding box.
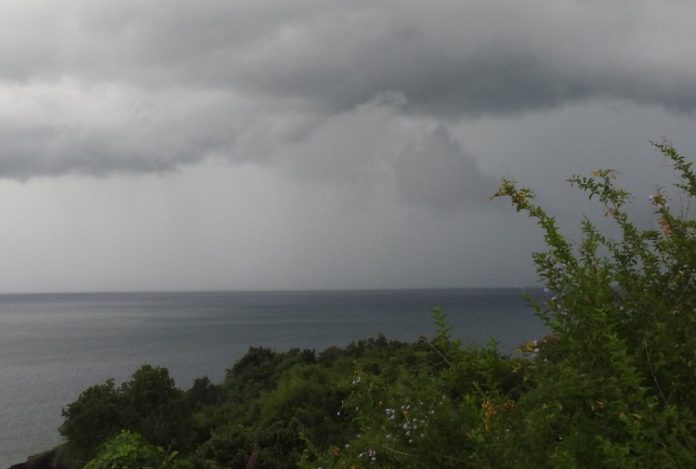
[44,142,696,468]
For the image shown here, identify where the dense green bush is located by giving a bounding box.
[82,430,183,469]
[58,379,125,463]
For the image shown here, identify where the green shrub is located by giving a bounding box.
[84,430,186,469]
[490,141,696,466]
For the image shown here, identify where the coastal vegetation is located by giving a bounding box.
[23,142,696,468]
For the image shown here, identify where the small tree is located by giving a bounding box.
[60,365,193,462]
[59,379,125,463]
[120,365,191,449]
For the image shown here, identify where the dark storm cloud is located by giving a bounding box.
[66,1,696,114]
[0,0,694,179]
[226,0,696,117]
[3,0,694,112]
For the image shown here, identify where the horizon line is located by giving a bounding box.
[0,285,542,296]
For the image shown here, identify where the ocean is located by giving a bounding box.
[0,288,548,467]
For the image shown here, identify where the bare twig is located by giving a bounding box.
[419,336,453,367]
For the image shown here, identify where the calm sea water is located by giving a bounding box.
[0,288,547,467]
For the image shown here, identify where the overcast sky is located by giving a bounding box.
[0,0,695,292]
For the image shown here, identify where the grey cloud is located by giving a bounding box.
[0,84,242,178]
[0,124,198,179]
[0,0,695,180]
[394,126,498,211]
[270,97,497,211]
[2,1,694,114]
[230,0,696,117]
[271,94,405,188]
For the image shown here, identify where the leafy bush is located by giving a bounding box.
[490,141,696,466]
[83,430,184,469]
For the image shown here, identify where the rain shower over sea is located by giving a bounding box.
[0,288,547,466]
